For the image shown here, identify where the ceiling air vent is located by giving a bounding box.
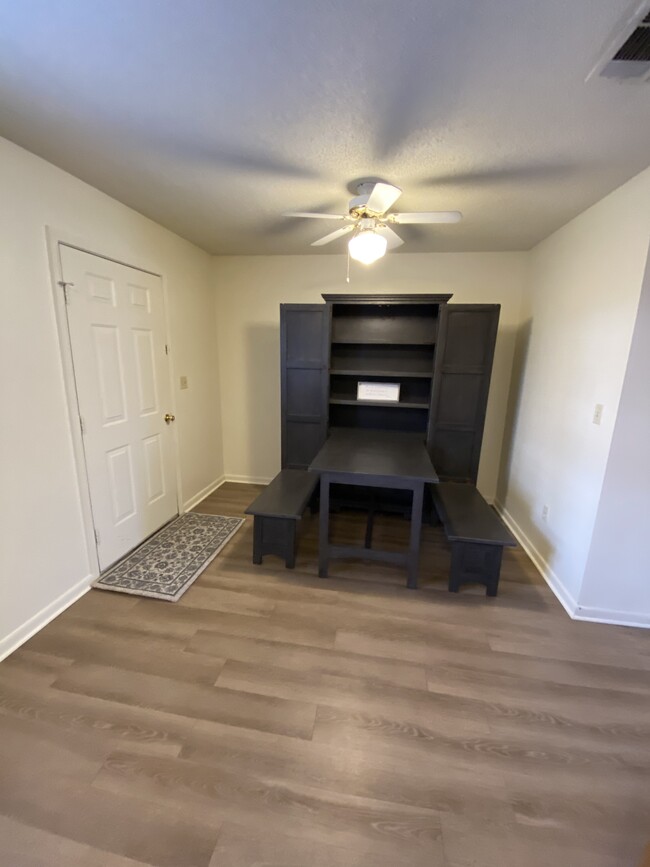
[586,1,650,82]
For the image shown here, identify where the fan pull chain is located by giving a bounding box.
[346,246,351,283]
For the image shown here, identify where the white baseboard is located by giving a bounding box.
[0,574,92,661]
[572,606,650,629]
[183,475,226,511]
[494,500,650,629]
[225,474,274,486]
[493,499,578,618]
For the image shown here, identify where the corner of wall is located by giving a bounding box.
[493,498,578,618]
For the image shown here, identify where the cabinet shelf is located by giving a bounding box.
[329,369,433,379]
[331,308,438,345]
[329,344,434,379]
[331,338,435,346]
[329,398,430,409]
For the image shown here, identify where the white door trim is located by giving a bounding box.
[45,226,183,578]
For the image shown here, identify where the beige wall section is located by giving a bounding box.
[0,136,224,655]
[499,167,650,612]
[578,251,650,625]
[213,252,527,496]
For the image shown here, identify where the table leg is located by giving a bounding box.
[407,481,424,589]
[252,516,263,565]
[318,475,330,578]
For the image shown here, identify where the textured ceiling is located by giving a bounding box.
[1,0,649,254]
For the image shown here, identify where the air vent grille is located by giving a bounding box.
[586,3,650,82]
[613,24,650,61]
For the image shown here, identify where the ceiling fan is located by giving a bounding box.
[284,181,462,264]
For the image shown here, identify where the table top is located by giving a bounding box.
[309,427,439,483]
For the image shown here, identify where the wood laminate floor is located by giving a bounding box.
[1,483,649,866]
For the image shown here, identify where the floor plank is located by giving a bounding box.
[0,720,219,867]
[0,814,152,867]
[186,628,429,689]
[208,820,446,866]
[51,662,317,740]
[93,748,444,861]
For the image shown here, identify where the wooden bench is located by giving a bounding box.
[245,469,319,568]
[431,482,516,596]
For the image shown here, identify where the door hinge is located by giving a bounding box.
[58,280,74,304]
[165,344,169,355]
[79,416,85,435]
[94,528,101,545]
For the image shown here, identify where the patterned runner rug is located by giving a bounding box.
[92,512,244,601]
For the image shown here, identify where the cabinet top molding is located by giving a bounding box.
[322,293,453,305]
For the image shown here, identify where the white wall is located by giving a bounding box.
[578,252,650,626]
[499,167,650,617]
[0,136,224,657]
[213,252,527,498]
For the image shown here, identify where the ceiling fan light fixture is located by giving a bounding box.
[348,229,387,265]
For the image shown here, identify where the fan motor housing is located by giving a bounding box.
[349,183,380,217]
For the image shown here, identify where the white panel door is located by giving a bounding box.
[60,246,178,570]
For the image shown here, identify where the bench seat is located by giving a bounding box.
[431,482,516,596]
[245,469,319,568]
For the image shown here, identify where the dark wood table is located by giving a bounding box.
[309,428,439,589]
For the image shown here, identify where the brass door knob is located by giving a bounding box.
[164,413,176,424]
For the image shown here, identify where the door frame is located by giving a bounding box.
[45,226,182,578]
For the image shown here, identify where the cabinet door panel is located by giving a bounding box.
[286,310,327,365]
[429,305,499,482]
[280,305,329,469]
[436,373,483,426]
[286,368,324,417]
[441,310,496,368]
[431,429,476,479]
[285,421,327,468]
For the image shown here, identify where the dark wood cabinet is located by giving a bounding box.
[280,294,499,483]
[428,304,499,482]
[280,304,329,469]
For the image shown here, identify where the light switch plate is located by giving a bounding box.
[180,375,188,390]
[592,403,603,425]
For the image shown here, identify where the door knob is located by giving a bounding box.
[164,413,176,424]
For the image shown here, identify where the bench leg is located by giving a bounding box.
[252,516,298,569]
[449,541,504,597]
[485,546,503,597]
[285,521,297,569]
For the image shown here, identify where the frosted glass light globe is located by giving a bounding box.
[348,230,387,265]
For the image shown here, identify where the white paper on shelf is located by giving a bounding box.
[357,382,401,402]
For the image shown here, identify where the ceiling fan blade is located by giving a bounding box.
[391,211,462,224]
[375,225,404,249]
[365,182,402,215]
[283,211,348,220]
[311,225,355,246]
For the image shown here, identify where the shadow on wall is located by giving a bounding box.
[478,319,518,500]
[496,317,532,505]
[245,322,281,481]
[494,317,558,571]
